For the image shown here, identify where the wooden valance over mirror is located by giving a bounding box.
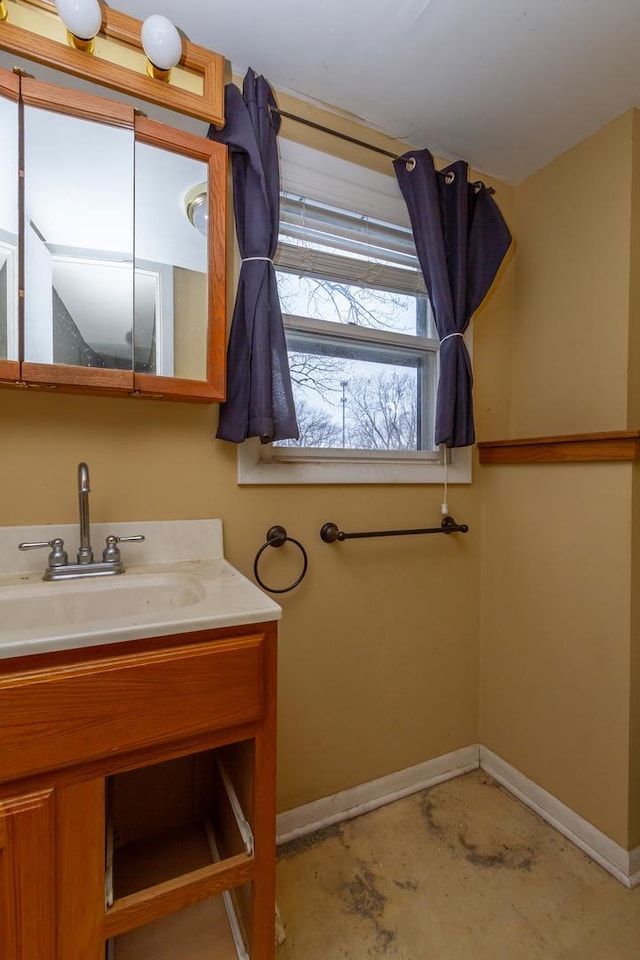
[0,0,224,124]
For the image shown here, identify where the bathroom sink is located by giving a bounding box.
[0,519,281,659]
[0,572,206,632]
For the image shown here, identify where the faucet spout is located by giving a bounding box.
[77,461,93,564]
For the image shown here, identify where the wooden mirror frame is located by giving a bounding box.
[19,75,135,396]
[0,66,20,385]
[133,115,227,402]
[1,68,227,403]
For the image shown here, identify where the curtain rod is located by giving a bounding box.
[272,108,399,160]
[272,108,496,194]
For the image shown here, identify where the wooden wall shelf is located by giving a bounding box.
[477,430,640,464]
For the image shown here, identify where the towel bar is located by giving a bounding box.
[320,515,469,543]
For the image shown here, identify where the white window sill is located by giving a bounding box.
[237,441,472,485]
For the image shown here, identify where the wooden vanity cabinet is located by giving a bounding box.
[0,788,57,958]
[0,622,277,960]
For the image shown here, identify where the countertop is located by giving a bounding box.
[0,519,281,659]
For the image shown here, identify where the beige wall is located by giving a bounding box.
[626,112,640,426]
[479,463,632,846]
[629,112,640,847]
[0,94,516,814]
[174,268,208,381]
[510,111,634,437]
[631,463,640,846]
[480,110,639,848]
[11,60,638,850]
[0,389,482,812]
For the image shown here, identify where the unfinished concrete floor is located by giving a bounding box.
[276,770,640,959]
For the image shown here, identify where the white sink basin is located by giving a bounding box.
[0,572,206,631]
[0,519,281,660]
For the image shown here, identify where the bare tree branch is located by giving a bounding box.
[277,397,341,448]
[277,274,420,450]
[288,351,342,399]
[305,279,406,330]
[278,271,411,332]
[346,370,417,450]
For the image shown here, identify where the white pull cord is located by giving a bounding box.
[441,450,449,515]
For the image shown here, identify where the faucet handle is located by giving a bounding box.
[103,534,145,563]
[19,537,68,567]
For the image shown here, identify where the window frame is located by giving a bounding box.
[236,139,472,485]
[280,312,439,455]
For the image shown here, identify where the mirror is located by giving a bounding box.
[23,100,135,370]
[134,138,209,381]
[21,93,211,382]
[0,55,226,400]
[0,88,19,363]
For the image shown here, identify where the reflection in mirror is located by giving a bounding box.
[0,92,19,362]
[23,105,134,369]
[135,141,208,380]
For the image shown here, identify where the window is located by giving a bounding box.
[276,194,437,451]
[237,141,471,484]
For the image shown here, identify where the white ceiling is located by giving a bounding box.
[113,0,640,184]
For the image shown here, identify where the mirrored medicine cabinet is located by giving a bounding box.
[0,60,226,402]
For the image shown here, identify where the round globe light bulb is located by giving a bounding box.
[141,15,182,71]
[55,0,102,40]
[185,184,208,237]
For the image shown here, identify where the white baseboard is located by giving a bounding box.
[480,746,640,889]
[276,742,640,888]
[276,744,480,845]
[629,846,640,888]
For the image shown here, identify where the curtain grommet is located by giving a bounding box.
[405,157,416,172]
[444,170,455,184]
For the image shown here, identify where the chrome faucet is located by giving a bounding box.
[18,461,145,580]
[77,461,93,564]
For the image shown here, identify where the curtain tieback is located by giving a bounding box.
[440,332,464,345]
[241,256,274,263]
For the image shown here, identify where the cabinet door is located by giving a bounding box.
[21,77,135,396]
[132,118,227,402]
[0,790,56,960]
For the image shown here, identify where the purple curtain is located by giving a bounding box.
[208,69,298,443]
[394,149,512,448]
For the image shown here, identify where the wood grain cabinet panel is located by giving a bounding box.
[0,623,277,960]
[0,634,264,784]
[0,790,56,960]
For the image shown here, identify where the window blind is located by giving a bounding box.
[276,195,427,298]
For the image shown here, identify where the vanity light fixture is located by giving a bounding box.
[141,14,182,81]
[0,0,224,124]
[54,0,102,53]
[185,183,208,237]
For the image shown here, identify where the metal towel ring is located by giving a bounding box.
[253,525,308,594]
